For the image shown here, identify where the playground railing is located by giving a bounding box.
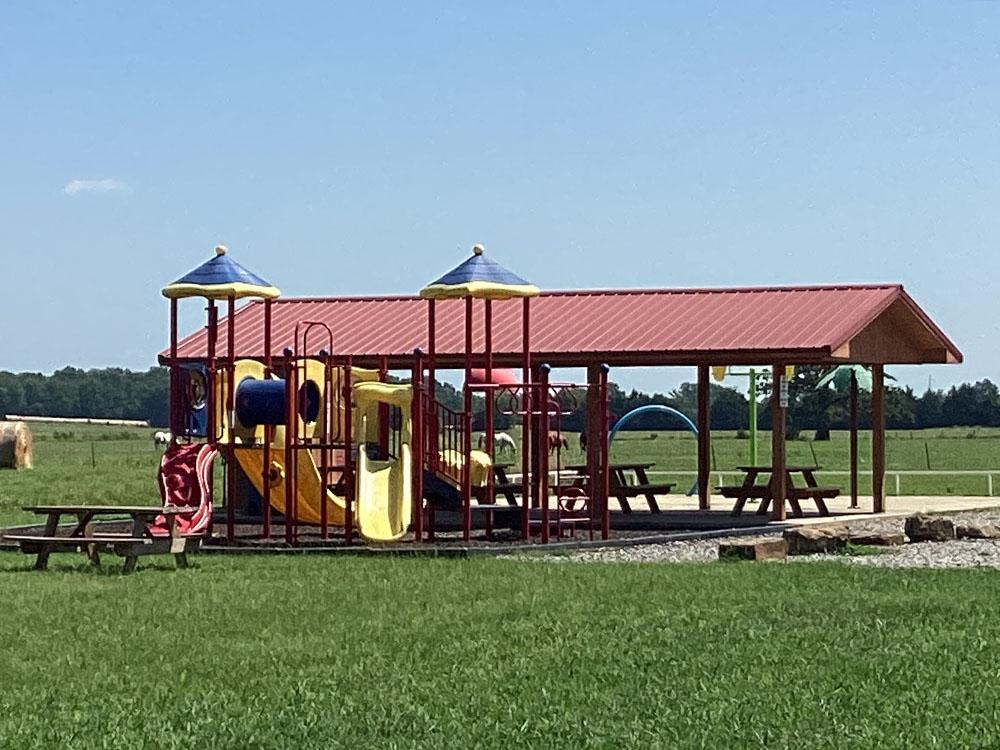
[426,398,466,487]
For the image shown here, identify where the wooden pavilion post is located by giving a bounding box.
[849,370,859,508]
[696,365,711,510]
[770,363,787,521]
[872,364,886,513]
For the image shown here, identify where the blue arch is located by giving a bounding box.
[609,405,699,496]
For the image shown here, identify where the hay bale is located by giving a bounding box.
[0,421,33,469]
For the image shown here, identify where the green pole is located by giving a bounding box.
[748,368,758,465]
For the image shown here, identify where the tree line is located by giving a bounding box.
[1,365,998,434]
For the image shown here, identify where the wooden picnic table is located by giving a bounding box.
[470,463,521,508]
[719,466,839,518]
[4,505,199,572]
[564,462,675,513]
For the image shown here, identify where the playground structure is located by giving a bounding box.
[157,244,964,547]
[161,245,612,545]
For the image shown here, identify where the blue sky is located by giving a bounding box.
[2,2,997,395]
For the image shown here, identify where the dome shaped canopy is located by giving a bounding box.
[420,245,539,300]
[162,246,280,300]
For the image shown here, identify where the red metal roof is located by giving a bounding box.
[164,284,962,368]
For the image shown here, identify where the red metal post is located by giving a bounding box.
[599,364,611,540]
[206,301,218,440]
[539,364,551,543]
[168,299,179,436]
[484,299,495,513]
[427,299,437,474]
[377,355,390,459]
[411,348,425,541]
[205,300,218,539]
[284,349,296,544]
[226,296,237,541]
[343,356,355,544]
[520,298,531,538]
[586,364,600,532]
[320,351,331,539]
[262,298,273,538]
[462,296,473,541]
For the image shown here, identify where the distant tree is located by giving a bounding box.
[941,380,1000,427]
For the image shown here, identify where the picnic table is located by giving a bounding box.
[565,462,675,513]
[718,466,839,517]
[3,505,200,572]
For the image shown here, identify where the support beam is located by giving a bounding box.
[872,364,886,513]
[696,365,711,510]
[770,364,787,521]
[849,371,859,509]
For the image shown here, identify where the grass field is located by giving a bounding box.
[4,424,1000,747]
[2,423,1000,527]
[2,554,1000,748]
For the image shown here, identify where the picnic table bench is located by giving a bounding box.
[718,466,839,518]
[3,505,200,572]
[471,463,521,507]
[565,462,675,513]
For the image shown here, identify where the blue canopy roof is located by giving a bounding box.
[420,245,539,300]
[162,246,280,300]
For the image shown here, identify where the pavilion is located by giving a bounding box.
[164,282,962,521]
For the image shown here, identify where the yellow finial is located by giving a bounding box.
[472,244,485,256]
[215,245,228,256]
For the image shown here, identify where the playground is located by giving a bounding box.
[1,242,967,563]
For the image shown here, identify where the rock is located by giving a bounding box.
[956,523,1000,540]
[784,525,849,555]
[849,531,905,547]
[718,539,787,561]
[905,514,956,542]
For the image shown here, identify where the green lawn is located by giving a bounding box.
[2,424,1000,527]
[1,554,999,748]
[0,423,162,526]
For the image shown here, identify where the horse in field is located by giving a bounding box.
[547,431,568,454]
[479,431,517,455]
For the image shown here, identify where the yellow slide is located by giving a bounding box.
[234,447,346,526]
[353,382,413,542]
[356,439,412,542]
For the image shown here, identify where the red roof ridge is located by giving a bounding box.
[255,282,903,305]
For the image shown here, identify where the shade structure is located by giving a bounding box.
[165,284,963,369]
[162,246,280,300]
[420,245,539,300]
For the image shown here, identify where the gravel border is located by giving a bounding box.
[506,511,1000,570]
